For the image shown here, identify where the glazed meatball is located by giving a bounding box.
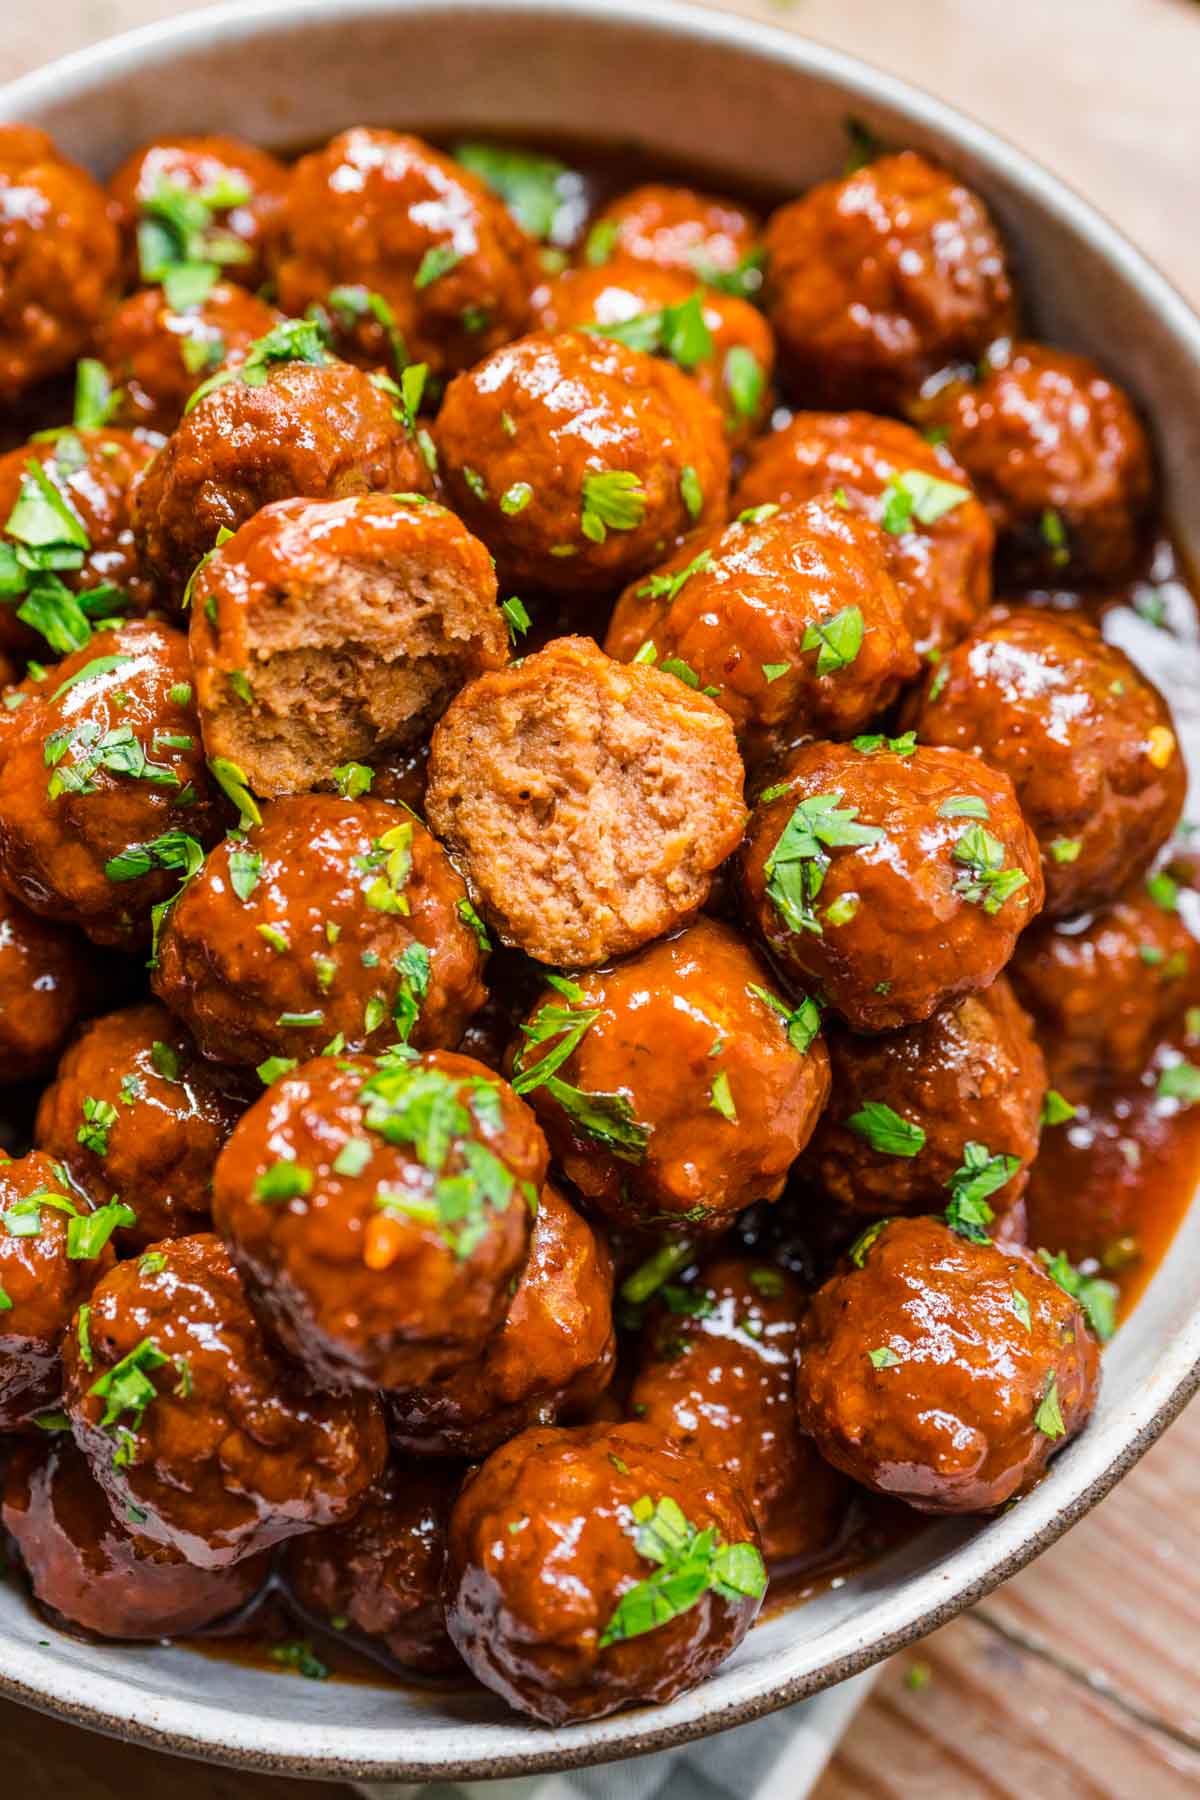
[586,184,762,283]
[513,918,830,1234]
[534,262,775,445]
[109,133,289,290]
[0,620,222,948]
[34,1002,247,1250]
[604,499,919,760]
[0,125,121,400]
[61,1231,386,1568]
[275,128,537,377]
[3,1436,271,1640]
[211,1050,546,1390]
[0,1150,117,1430]
[444,1421,765,1724]
[153,794,487,1067]
[800,976,1046,1221]
[96,280,279,434]
[433,331,730,594]
[425,636,746,968]
[283,1459,460,1673]
[731,412,994,653]
[630,1260,847,1564]
[0,897,92,1083]
[385,1182,615,1458]
[909,606,1186,917]
[764,151,1017,411]
[793,1215,1100,1513]
[188,493,507,797]
[740,740,1044,1032]
[916,340,1153,582]
[132,341,433,607]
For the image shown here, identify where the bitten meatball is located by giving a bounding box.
[0,1150,117,1430]
[604,499,919,761]
[189,494,507,797]
[0,621,222,948]
[800,976,1045,1221]
[764,151,1017,410]
[444,1421,765,1724]
[132,340,432,607]
[34,1002,247,1250]
[109,133,289,290]
[61,1231,386,1568]
[916,340,1153,583]
[586,184,762,283]
[0,897,92,1083]
[513,918,829,1234]
[385,1183,615,1458]
[425,636,746,968]
[794,1216,1100,1513]
[909,606,1185,917]
[96,281,279,434]
[433,331,730,594]
[630,1260,847,1564]
[283,1459,460,1673]
[740,740,1043,1032]
[0,125,121,400]
[153,794,486,1067]
[3,1436,271,1640]
[275,128,537,377]
[211,1050,546,1390]
[731,412,994,653]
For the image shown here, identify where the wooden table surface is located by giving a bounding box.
[2,1,1199,1794]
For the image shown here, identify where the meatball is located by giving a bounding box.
[731,412,994,654]
[188,493,507,797]
[630,1260,847,1564]
[534,262,775,445]
[604,498,919,760]
[909,606,1185,917]
[153,794,487,1067]
[61,1231,386,1568]
[740,739,1044,1032]
[585,184,762,283]
[211,1050,546,1391]
[0,620,222,948]
[794,1215,1100,1513]
[0,1150,117,1430]
[763,151,1017,411]
[132,341,433,607]
[916,340,1153,583]
[433,331,730,595]
[0,897,92,1083]
[108,133,289,290]
[34,1002,247,1250]
[3,1435,271,1640]
[275,128,537,377]
[96,280,279,434]
[385,1182,615,1458]
[513,918,830,1234]
[283,1459,459,1673]
[0,125,121,400]
[800,976,1045,1221]
[444,1420,765,1724]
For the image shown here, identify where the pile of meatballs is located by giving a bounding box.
[0,118,1192,1728]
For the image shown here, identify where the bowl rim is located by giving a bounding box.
[1,0,1199,1779]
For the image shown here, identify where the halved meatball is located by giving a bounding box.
[0,897,93,1084]
[189,493,507,797]
[108,133,289,290]
[425,636,747,967]
[96,280,279,434]
[585,184,762,284]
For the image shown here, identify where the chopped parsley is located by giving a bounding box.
[724,345,764,421]
[186,318,329,412]
[268,1640,330,1681]
[457,897,492,952]
[943,1141,1020,1240]
[66,1200,136,1260]
[228,841,263,901]
[455,143,575,242]
[88,1336,170,1453]
[513,980,651,1162]
[1040,1089,1077,1127]
[331,761,374,800]
[1049,838,1082,864]
[104,830,203,885]
[501,595,532,641]
[801,605,864,676]
[1040,507,1070,567]
[599,1495,765,1647]
[254,1160,314,1203]
[1037,1248,1118,1343]
[136,170,252,297]
[746,982,822,1055]
[852,731,917,756]
[709,1071,737,1122]
[868,1346,901,1369]
[1156,1060,1200,1107]
[73,359,122,432]
[1034,1372,1066,1440]
[586,291,714,372]
[414,244,463,290]
[847,1102,926,1157]
[581,470,647,543]
[951,824,1029,915]
[880,468,971,533]
[763,791,883,937]
[679,465,704,521]
[77,1096,119,1156]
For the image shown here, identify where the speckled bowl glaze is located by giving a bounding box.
[0,0,1198,1781]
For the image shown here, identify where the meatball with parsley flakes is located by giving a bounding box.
[583,183,763,290]
[96,279,279,435]
[108,132,289,292]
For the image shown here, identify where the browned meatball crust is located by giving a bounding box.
[0,897,92,1083]
[61,1231,386,1568]
[108,133,289,291]
[764,152,1017,411]
[444,1421,766,1724]
[794,1216,1100,1513]
[586,184,762,283]
[211,1051,546,1391]
[153,794,486,1067]
[433,331,730,595]
[96,281,279,434]
[909,606,1186,918]
[425,636,746,968]
[740,740,1044,1032]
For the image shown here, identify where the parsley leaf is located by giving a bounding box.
[801,605,864,675]
[847,1102,926,1157]
[1036,1248,1118,1342]
[599,1495,765,1647]
[581,470,647,543]
[764,791,883,936]
[951,824,1029,915]
[943,1140,1020,1240]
